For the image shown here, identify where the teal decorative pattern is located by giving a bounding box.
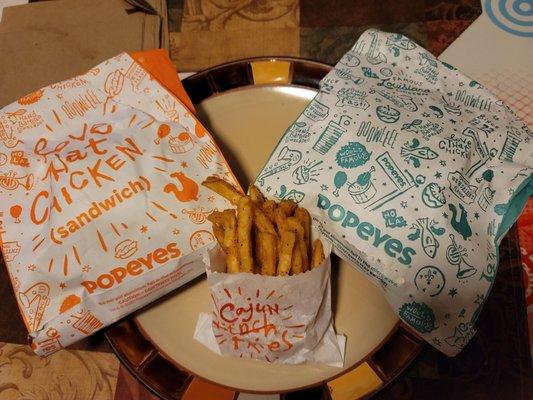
[254,29,533,356]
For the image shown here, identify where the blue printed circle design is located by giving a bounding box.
[485,0,533,37]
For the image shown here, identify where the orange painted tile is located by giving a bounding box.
[327,362,383,400]
[251,60,291,85]
[182,377,236,400]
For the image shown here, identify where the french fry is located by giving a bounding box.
[257,232,277,276]
[277,229,296,276]
[273,207,287,236]
[202,176,242,205]
[311,239,325,269]
[222,211,240,273]
[212,223,225,249]
[254,207,277,236]
[237,196,254,272]
[279,200,297,216]
[295,207,311,256]
[207,210,225,226]
[286,217,308,272]
[262,200,276,222]
[253,203,277,275]
[290,242,303,275]
[248,185,265,205]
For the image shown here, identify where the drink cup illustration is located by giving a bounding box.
[312,115,351,155]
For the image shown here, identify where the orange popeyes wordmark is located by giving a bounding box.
[80,242,181,294]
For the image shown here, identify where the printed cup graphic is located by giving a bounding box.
[499,128,522,162]
[71,310,104,335]
[312,115,351,155]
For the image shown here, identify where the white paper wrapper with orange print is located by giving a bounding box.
[194,232,345,366]
[0,53,239,356]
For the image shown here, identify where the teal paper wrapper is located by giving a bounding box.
[254,29,533,356]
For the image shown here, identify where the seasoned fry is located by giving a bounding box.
[290,243,303,275]
[311,239,325,269]
[237,196,254,272]
[295,207,311,255]
[212,223,225,248]
[279,200,297,216]
[262,200,276,222]
[207,210,225,226]
[277,229,296,276]
[222,210,240,273]
[202,176,242,205]
[248,185,265,205]
[286,217,308,272]
[257,232,277,276]
[273,207,287,236]
[254,207,277,236]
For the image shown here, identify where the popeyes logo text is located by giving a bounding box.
[212,288,304,362]
[81,242,181,294]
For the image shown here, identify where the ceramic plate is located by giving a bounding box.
[106,58,424,400]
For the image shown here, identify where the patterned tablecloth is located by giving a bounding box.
[0,1,531,399]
